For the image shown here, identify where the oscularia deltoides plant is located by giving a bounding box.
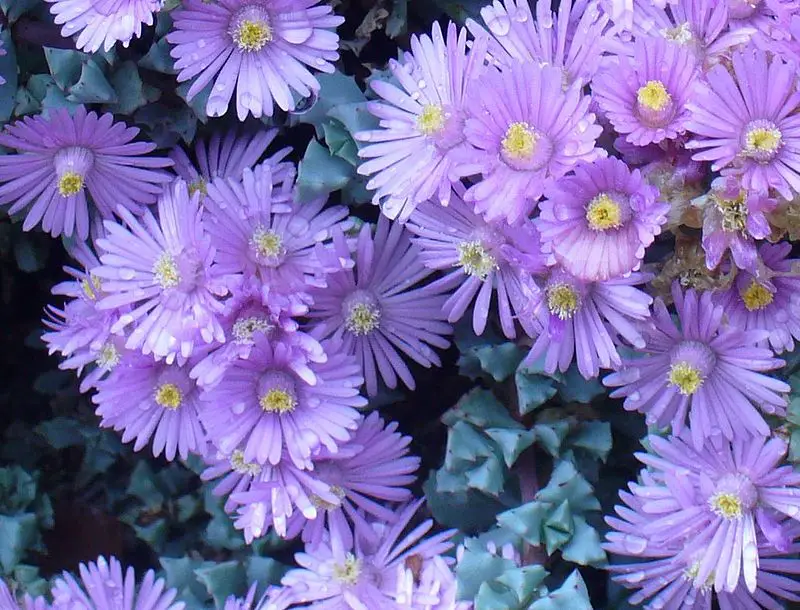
[7,0,800,608]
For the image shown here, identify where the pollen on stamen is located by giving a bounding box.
[153,252,181,289]
[585,193,623,231]
[229,449,262,476]
[250,227,284,262]
[233,19,273,52]
[457,240,498,280]
[743,123,783,162]
[188,177,208,198]
[259,388,296,414]
[81,274,103,300]
[345,302,381,336]
[741,281,774,311]
[501,122,538,160]
[546,283,580,320]
[58,171,85,197]
[661,22,693,44]
[637,80,672,112]
[232,316,273,344]
[667,361,703,395]
[155,383,183,410]
[332,554,362,586]
[417,104,445,136]
[95,342,121,370]
[709,492,744,520]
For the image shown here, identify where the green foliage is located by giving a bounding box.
[0,466,52,573]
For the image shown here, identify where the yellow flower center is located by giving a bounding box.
[81,274,103,300]
[234,19,272,52]
[259,388,296,414]
[637,80,672,112]
[684,561,715,592]
[417,104,445,136]
[232,316,273,344]
[745,126,782,156]
[229,449,262,476]
[155,383,183,410]
[345,302,381,336]
[667,361,703,395]
[546,283,580,320]
[585,193,623,231]
[501,122,538,160]
[333,554,362,586]
[709,492,743,520]
[96,342,120,370]
[457,240,498,280]
[741,281,774,311]
[153,252,180,289]
[661,22,693,44]
[310,486,346,512]
[58,171,85,197]
[251,227,284,260]
[188,178,207,198]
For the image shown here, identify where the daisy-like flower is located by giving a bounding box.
[93,180,228,362]
[306,217,452,396]
[715,241,800,353]
[453,60,604,224]
[593,36,698,147]
[686,45,800,199]
[93,351,206,461]
[525,268,652,379]
[406,191,544,339]
[604,282,789,448]
[263,500,455,610]
[202,444,266,514]
[608,431,800,594]
[0,582,43,610]
[537,157,669,281]
[46,0,163,53]
[170,128,294,198]
[355,22,488,221]
[728,0,800,39]
[49,556,184,610]
[200,335,366,469]
[0,107,172,239]
[168,0,344,120]
[467,0,610,87]
[204,165,350,313]
[693,175,777,273]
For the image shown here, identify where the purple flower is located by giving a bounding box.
[168,0,344,120]
[694,176,777,273]
[604,282,789,448]
[93,351,206,461]
[537,157,669,281]
[0,30,6,86]
[714,241,800,353]
[202,445,266,514]
[406,191,544,339]
[93,180,228,363]
[0,582,42,610]
[594,36,698,146]
[45,0,162,53]
[224,584,260,610]
[170,128,294,196]
[199,335,366,469]
[355,22,488,221]
[49,556,184,610]
[467,0,610,87]
[452,61,604,224]
[0,107,172,239]
[525,268,652,379]
[686,45,800,199]
[264,500,454,610]
[306,217,452,396]
[204,165,350,314]
[607,431,800,594]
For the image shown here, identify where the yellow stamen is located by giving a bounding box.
[96,342,120,370]
[251,228,284,260]
[345,303,381,336]
[417,104,445,136]
[229,449,262,476]
[709,492,743,519]
[188,178,207,198]
[332,554,362,586]
[259,388,296,414]
[234,19,272,52]
[546,283,580,320]
[232,316,273,344]
[661,22,693,44]
[501,122,538,160]
[667,362,703,395]
[741,281,773,311]
[309,486,346,512]
[81,274,103,300]
[745,127,782,156]
[637,80,672,112]
[153,252,180,289]
[155,383,182,410]
[586,193,623,231]
[58,171,84,197]
[457,240,498,280]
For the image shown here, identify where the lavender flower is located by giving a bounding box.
[594,35,699,147]
[199,335,366,469]
[46,0,163,53]
[355,22,488,221]
[714,242,800,353]
[94,351,206,461]
[93,180,228,362]
[168,0,344,120]
[307,217,452,396]
[263,500,454,610]
[604,282,789,448]
[453,60,604,224]
[204,166,350,314]
[686,45,800,199]
[0,107,172,239]
[526,268,652,379]
[407,191,544,339]
[49,556,184,610]
[224,584,260,610]
[537,157,669,281]
[0,30,5,86]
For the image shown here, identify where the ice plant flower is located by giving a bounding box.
[0,107,172,239]
[525,268,652,379]
[467,0,610,87]
[168,0,344,120]
[407,191,544,339]
[199,335,366,469]
[453,60,603,224]
[537,157,669,281]
[204,165,350,313]
[715,242,800,353]
[307,217,452,396]
[202,444,266,514]
[686,45,800,199]
[94,351,206,461]
[93,180,228,362]
[46,0,163,53]
[263,500,455,610]
[693,175,777,272]
[593,36,698,146]
[355,22,488,221]
[604,282,789,448]
[49,556,184,610]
